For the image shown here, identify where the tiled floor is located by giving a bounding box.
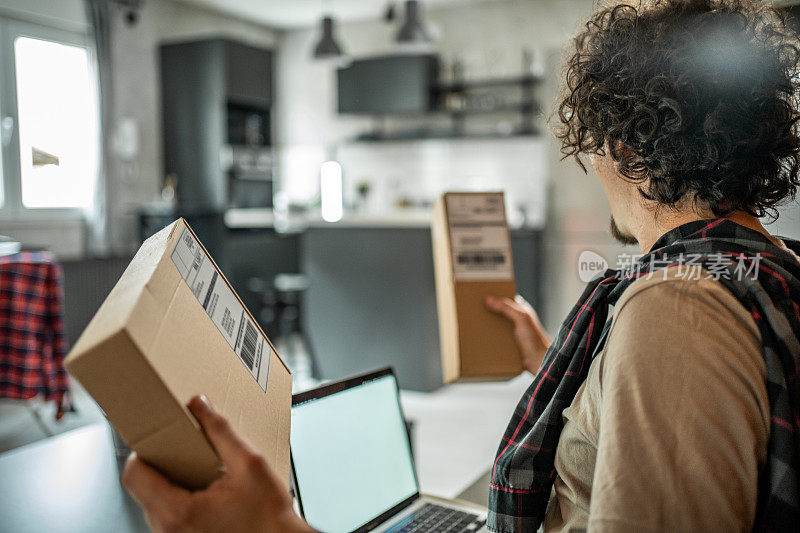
[0,332,318,457]
[0,381,105,454]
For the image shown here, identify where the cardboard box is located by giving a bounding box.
[431,192,523,383]
[65,219,292,490]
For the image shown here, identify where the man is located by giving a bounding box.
[123,0,800,531]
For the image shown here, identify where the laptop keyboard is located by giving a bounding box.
[386,503,486,533]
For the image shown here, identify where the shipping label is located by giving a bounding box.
[446,194,514,281]
[171,228,270,392]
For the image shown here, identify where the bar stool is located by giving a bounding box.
[247,273,316,390]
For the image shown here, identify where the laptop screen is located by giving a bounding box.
[290,372,419,533]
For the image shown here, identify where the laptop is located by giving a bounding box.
[290,367,488,533]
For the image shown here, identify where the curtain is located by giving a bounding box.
[84,0,114,256]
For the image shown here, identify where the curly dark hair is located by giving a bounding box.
[555,0,800,218]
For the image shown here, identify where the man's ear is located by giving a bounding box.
[609,140,638,172]
[609,139,631,160]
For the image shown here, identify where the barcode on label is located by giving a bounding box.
[457,251,506,266]
[445,194,514,281]
[172,226,270,393]
[240,320,257,370]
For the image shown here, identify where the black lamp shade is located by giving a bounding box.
[396,0,430,43]
[313,16,344,58]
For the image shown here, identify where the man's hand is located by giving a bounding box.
[485,295,551,374]
[122,395,315,533]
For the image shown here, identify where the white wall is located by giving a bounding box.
[108,0,279,253]
[0,0,87,32]
[768,203,800,240]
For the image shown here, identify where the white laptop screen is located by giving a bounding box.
[290,373,419,533]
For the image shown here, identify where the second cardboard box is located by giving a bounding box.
[432,192,524,383]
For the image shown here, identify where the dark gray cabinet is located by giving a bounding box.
[160,39,273,211]
[337,54,439,114]
[225,40,271,107]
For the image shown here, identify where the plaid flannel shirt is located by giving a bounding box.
[0,251,70,419]
[488,219,800,532]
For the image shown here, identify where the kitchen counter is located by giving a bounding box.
[224,208,544,231]
[224,208,432,229]
[299,225,543,392]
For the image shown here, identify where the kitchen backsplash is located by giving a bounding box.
[276,137,548,228]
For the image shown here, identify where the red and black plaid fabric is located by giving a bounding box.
[488,219,800,532]
[0,251,70,419]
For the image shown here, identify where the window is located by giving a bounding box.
[0,19,99,217]
[15,37,98,208]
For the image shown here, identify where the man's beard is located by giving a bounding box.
[609,216,638,246]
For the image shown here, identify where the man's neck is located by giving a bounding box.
[634,209,781,253]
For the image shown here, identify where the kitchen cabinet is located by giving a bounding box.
[224,40,271,108]
[337,54,439,114]
[300,226,542,392]
[160,38,273,211]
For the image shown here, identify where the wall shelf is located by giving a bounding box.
[434,100,540,115]
[433,74,543,92]
[339,54,543,142]
[349,128,539,143]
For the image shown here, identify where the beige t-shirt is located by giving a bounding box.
[542,266,771,532]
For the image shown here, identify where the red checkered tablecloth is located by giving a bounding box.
[0,251,70,419]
